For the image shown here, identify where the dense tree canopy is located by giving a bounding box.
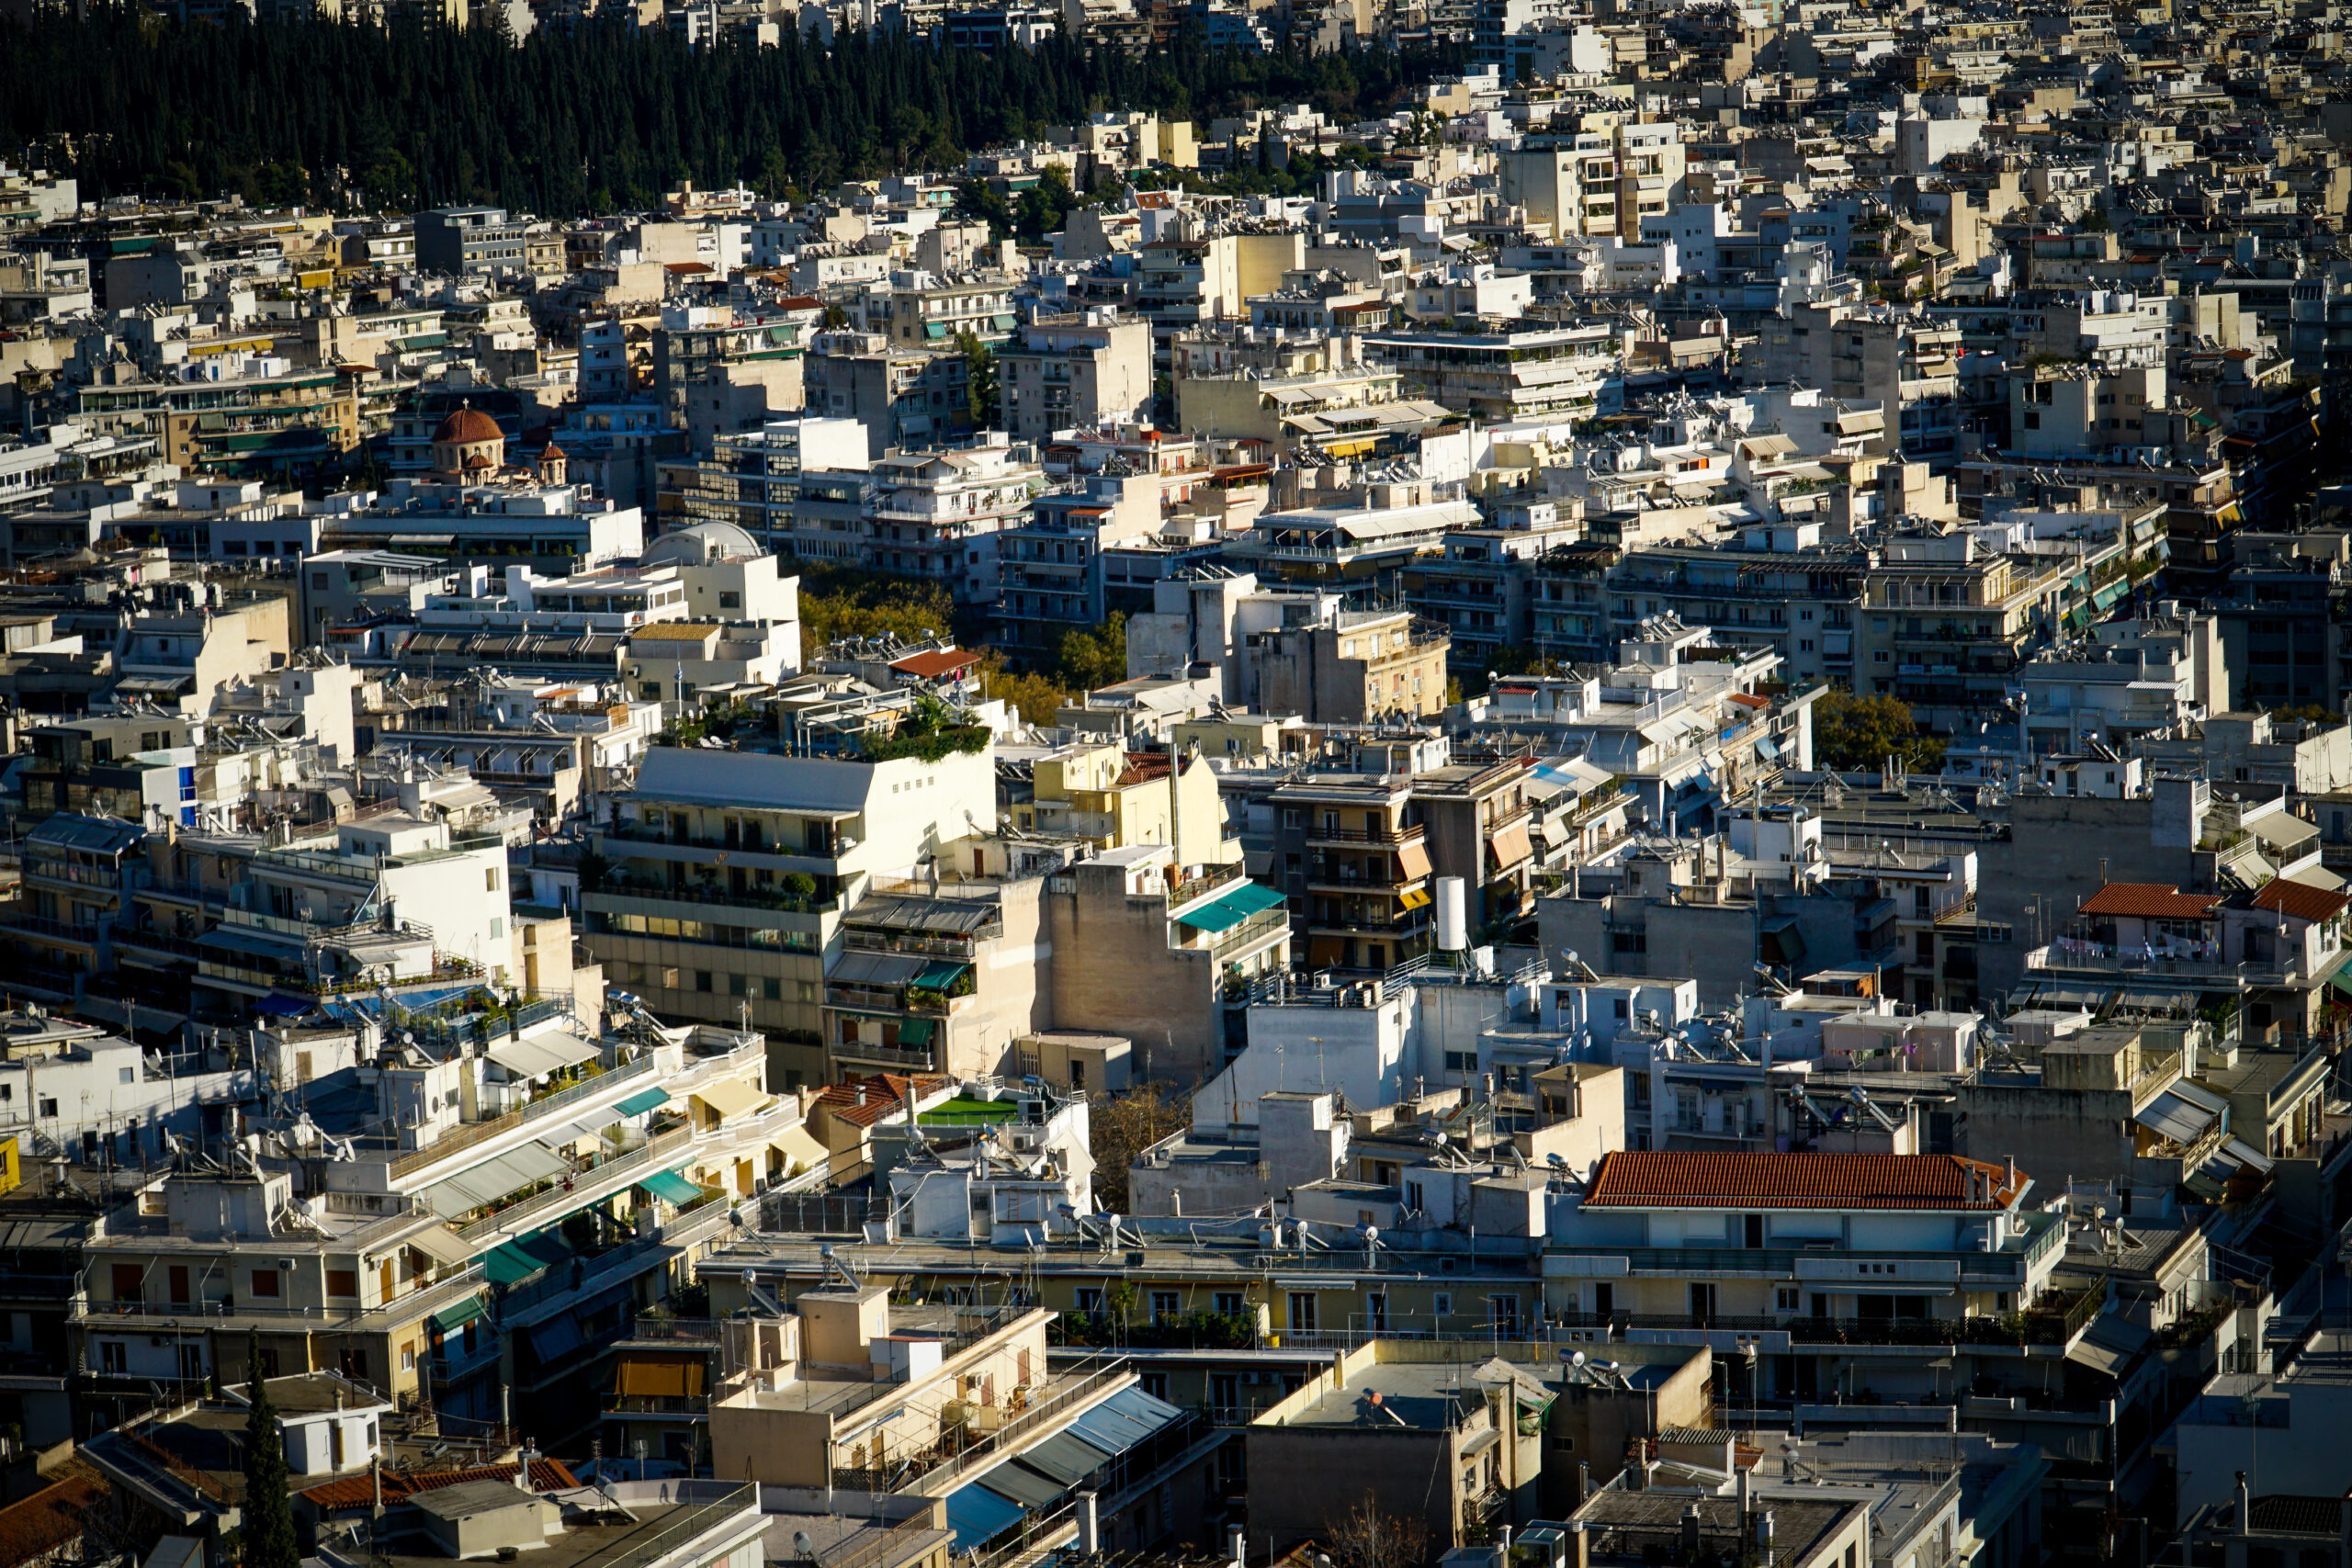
[0,5,1462,215]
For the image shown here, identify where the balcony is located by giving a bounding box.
[832,1040,939,1072]
[2025,940,2295,987]
[1302,821,1426,849]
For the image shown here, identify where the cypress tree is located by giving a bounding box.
[241,1331,301,1568]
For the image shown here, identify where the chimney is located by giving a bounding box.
[1737,1464,1751,1519]
[518,1442,537,1495]
[1228,1525,1247,1568]
[2005,1155,2017,1197]
[1679,1505,1702,1558]
[1570,1522,1589,1568]
[1333,1350,1348,1390]
[1078,1491,1101,1554]
[1498,1526,1511,1568]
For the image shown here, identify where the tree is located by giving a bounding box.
[1054,612,1127,693]
[1814,687,1944,773]
[795,564,956,652]
[1089,1082,1186,1213]
[1326,1492,1433,1568]
[977,652,1070,726]
[240,1331,300,1568]
[956,331,1000,429]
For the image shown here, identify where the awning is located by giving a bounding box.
[1218,883,1286,918]
[1173,898,1252,934]
[418,1143,571,1217]
[405,1226,473,1268]
[910,961,972,991]
[487,1030,600,1079]
[616,1088,671,1116]
[1488,819,1533,870]
[944,1483,1025,1551]
[616,1354,707,1399]
[1396,839,1433,880]
[691,1077,767,1119]
[1400,886,1432,910]
[430,1296,485,1335]
[897,1017,936,1046]
[1069,1386,1185,1451]
[536,1114,613,1150]
[528,1315,584,1361]
[254,995,313,1017]
[967,1460,1062,1511]
[923,321,948,340]
[1009,1429,1115,1487]
[640,1169,707,1206]
[2135,1089,2222,1146]
[486,1228,574,1287]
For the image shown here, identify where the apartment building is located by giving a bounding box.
[1268,773,1435,972]
[416,207,531,275]
[996,312,1154,442]
[1256,607,1451,724]
[1363,323,1620,423]
[864,438,1041,604]
[581,742,998,1087]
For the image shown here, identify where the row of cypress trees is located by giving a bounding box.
[0,3,1460,217]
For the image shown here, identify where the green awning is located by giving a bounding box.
[431,1297,486,1335]
[1173,897,1251,933]
[616,1088,670,1116]
[485,1229,574,1287]
[1174,882,1286,932]
[992,314,1015,331]
[897,1017,936,1046]
[2092,581,2125,609]
[911,961,971,990]
[1217,882,1287,918]
[923,321,948,340]
[640,1169,707,1206]
[2325,958,2352,1000]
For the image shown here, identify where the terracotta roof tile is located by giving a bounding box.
[2077,883,2223,920]
[0,1471,104,1568]
[815,1072,951,1128]
[300,1459,578,1511]
[1582,1151,2021,1211]
[888,649,981,679]
[2253,878,2350,924]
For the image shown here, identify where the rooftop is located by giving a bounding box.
[1581,1152,2023,1211]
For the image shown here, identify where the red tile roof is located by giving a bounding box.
[2077,883,2223,920]
[889,649,981,679]
[299,1459,579,1511]
[0,1469,104,1568]
[2253,877,2350,924]
[1725,692,1771,709]
[1582,1152,2022,1210]
[815,1072,950,1129]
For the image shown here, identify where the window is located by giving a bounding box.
[1075,1287,1104,1317]
[1286,1292,1318,1333]
[326,1269,358,1298]
[37,1099,54,1119]
[111,1264,142,1302]
[401,1342,417,1372]
[179,1342,205,1380]
[251,1269,281,1298]
[1432,1292,1453,1316]
[99,1341,125,1374]
[1149,1291,1180,1324]
[119,1066,134,1084]
[1487,1295,1521,1337]
[486,868,501,892]
[1213,1291,1245,1318]
[1777,1286,1801,1312]
[695,970,714,993]
[1365,1292,1388,1332]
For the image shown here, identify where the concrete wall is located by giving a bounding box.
[1045,863,1222,1085]
[1956,1080,2134,1183]
[1976,792,2201,1001]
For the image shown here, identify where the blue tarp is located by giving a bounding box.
[944,1483,1025,1551]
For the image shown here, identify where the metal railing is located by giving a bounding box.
[452,1125,694,1243]
[388,1052,656,1180]
[894,1363,1134,1496]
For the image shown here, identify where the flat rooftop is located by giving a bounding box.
[1273,1361,1484,1431]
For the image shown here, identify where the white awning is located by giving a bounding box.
[487,1029,601,1079]
[404,1225,473,1266]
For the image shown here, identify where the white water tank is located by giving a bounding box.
[1435,875,1468,951]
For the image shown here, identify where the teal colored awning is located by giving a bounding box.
[431,1297,485,1335]
[911,961,971,990]
[898,1017,936,1046]
[640,1169,706,1206]
[486,1229,573,1287]
[1174,881,1285,932]
[616,1088,670,1116]
[1173,897,1250,933]
[2092,581,2125,609]
[924,321,948,340]
[1217,882,1287,918]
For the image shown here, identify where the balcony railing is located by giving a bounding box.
[388,1051,657,1180]
[450,1125,695,1242]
